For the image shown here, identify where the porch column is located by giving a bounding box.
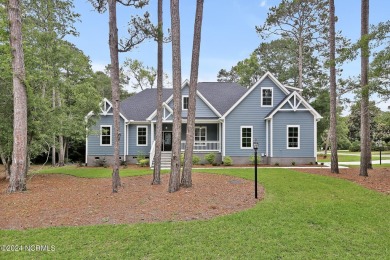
[151,122,154,145]
[219,122,222,152]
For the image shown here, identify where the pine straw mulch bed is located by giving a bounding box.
[0,172,261,230]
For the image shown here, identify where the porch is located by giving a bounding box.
[149,121,222,167]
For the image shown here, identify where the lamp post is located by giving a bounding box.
[253,139,259,199]
[379,140,383,165]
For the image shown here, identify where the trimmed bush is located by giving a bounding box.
[139,159,149,167]
[205,153,216,164]
[192,155,200,165]
[223,156,233,166]
[249,154,261,164]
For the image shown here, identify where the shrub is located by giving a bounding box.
[136,151,146,163]
[223,156,233,166]
[291,161,296,166]
[274,162,279,166]
[249,154,261,164]
[192,155,200,165]
[349,141,361,152]
[96,157,107,167]
[205,153,216,164]
[139,159,149,167]
[120,160,128,166]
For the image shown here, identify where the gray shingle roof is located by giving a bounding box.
[120,88,173,121]
[119,82,247,120]
[197,82,247,115]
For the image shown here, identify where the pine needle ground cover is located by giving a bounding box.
[1,168,389,259]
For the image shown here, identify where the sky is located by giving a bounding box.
[66,0,390,111]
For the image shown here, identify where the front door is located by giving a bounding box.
[162,132,172,151]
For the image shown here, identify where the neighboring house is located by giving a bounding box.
[86,72,321,167]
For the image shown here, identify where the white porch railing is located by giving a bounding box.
[149,140,156,167]
[180,141,220,152]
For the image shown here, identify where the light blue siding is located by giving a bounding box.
[167,85,218,118]
[88,115,125,156]
[225,77,287,156]
[272,111,314,157]
[127,124,151,155]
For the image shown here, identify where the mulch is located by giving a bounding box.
[1,165,388,230]
[0,172,261,230]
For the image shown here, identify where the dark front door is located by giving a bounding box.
[163,132,172,151]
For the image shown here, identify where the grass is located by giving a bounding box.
[317,154,381,162]
[1,168,389,259]
[35,165,169,178]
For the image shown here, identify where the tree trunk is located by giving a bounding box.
[8,0,28,192]
[298,37,303,89]
[329,0,339,174]
[58,136,66,166]
[323,129,330,158]
[168,0,182,193]
[0,149,11,180]
[360,0,370,177]
[152,0,163,185]
[108,0,121,192]
[51,74,57,165]
[181,0,204,187]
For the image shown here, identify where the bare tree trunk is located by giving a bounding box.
[58,136,65,166]
[58,93,65,167]
[181,0,204,187]
[52,86,56,166]
[323,129,330,158]
[152,0,163,185]
[298,37,303,89]
[0,149,11,180]
[108,0,121,192]
[329,0,339,174]
[8,0,28,192]
[168,0,182,193]
[360,0,370,177]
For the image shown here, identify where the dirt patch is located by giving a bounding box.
[297,167,390,194]
[0,173,261,230]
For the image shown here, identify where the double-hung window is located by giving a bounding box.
[261,87,273,107]
[241,126,253,149]
[137,126,148,146]
[100,125,112,146]
[194,126,207,146]
[182,96,189,110]
[287,125,300,149]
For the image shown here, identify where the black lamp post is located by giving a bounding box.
[253,139,259,199]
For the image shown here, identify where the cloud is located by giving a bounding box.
[91,62,107,72]
[259,1,267,7]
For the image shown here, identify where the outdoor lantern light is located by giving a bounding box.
[118,132,121,141]
[253,139,259,199]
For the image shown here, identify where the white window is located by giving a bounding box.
[261,87,273,107]
[182,96,189,110]
[195,126,207,146]
[240,126,253,149]
[137,126,148,146]
[287,125,300,149]
[100,125,112,146]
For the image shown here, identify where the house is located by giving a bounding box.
[86,72,321,167]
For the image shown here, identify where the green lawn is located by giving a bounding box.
[36,165,168,178]
[317,150,390,163]
[1,168,389,259]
